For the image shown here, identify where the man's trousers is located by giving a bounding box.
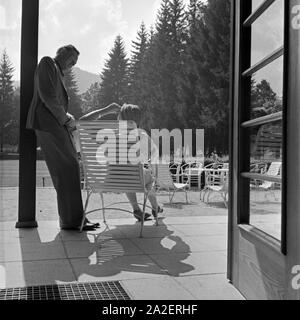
[35,125,84,228]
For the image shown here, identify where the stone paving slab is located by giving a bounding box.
[174,274,245,300]
[121,276,196,300]
[0,183,250,299]
[0,187,228,222]
[149,251,227,277]
[0,217,244,299]
[1,259,77,288]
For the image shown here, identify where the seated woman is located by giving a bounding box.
[80,103,163,221]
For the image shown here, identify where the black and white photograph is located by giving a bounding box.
[0,0,300,306]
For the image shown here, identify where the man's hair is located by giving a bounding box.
[56,44,80,58]
[120,104,141,126]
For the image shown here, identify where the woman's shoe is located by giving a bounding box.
[152,206,163,218]
[133,210,151,221]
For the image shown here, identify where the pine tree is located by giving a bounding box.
[128,22,148,101]
[99,35,129,107]
[128,22,156,129]
[168,0,189,126]
[139,26,160,132]
[81,82,101,114]
[201,0,231,155]
[64,68,83,119]
[5,86,20,147]
[184,0,231,155]
[149,0,188,130]
[0,50,15,152]
[182,0,214,129]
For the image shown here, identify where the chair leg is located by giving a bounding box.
[200,188,207,201]
[84,188,92,212]
[222,193,228,208]
[168,188,172,202]
[140,192,149,238]
[154,202,159,227]
[199,188,203,200]
[152,183,159,227]
[80,189,92,232]
[202,190,207,202]
[170,190,176,203]
[203,189,209,201]
[206,190,212,203]
[100,192,106,224]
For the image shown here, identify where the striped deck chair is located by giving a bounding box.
[76,120,158,237]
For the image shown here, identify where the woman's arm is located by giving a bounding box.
[79,102,121,120]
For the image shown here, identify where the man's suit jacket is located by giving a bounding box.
[26,56,69,132]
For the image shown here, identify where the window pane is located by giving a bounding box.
[250,177,281,241]
[250,120,282,162]
[250,56,283,119]
[249,119,282,241]
[244,1,284,243]
[251,0,284,66]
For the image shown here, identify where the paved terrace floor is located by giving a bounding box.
[1,187,281,300]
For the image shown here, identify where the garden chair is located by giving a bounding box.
[201,168,229,208]
[76,120,158,237]
[199,162,223,200]
[169,161,182,183]
[155,163,190,203]
[182,160,204,189]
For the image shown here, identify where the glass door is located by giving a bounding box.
[229,0,300,300]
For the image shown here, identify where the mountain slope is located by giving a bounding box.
[14,67,100,94]
[73,67,100,94]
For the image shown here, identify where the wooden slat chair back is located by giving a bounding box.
[76,120,156,237]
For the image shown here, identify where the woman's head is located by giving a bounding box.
[118,104,141,126]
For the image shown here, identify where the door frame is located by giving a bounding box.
[228,0,300,300]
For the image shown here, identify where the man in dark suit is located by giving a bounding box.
[26,44,98,230]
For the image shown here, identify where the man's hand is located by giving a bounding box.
[66,112,75,121]
[65,113,76,132]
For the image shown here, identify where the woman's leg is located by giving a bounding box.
[125,193,140,211]
[126,168,159,219]
[125,168,156,210]
[144,168,158,210]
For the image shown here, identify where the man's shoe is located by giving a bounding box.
[152,206,163,218]
[61,224,97,231]
[81,224,98,231]
[133,210,151,222]
[84,218,100,228]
